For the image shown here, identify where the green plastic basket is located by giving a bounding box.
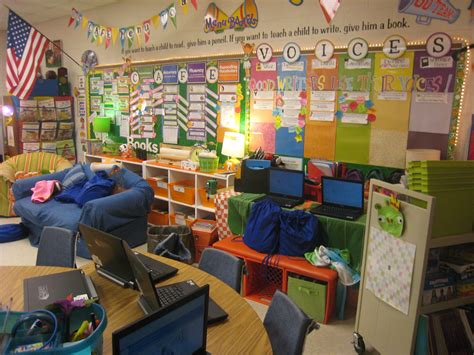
[199,157,219,173]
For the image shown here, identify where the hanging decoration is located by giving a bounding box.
[241,42,255,79]
[398,0,460,25]
[68,4,190,49]
[81,50,98,75]
[375,195,405,238]
[320,0,341,23]
[204,0,258,34]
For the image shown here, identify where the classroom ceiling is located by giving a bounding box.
[0,0,119,30]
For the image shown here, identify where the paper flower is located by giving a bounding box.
[335,110,343,119]
[298,113,306,120]
[356,96,365,104]
[365,99,374,109]
[338,95,346,103]
[368,114,377,122]
[275,95,284,107]
[295,134,303,143]
[349,101,358,111]
[340,104,349,113]
[300,98,308,106]
[272,108,283,116]
[299,91,307,99]
[298,119,306,128]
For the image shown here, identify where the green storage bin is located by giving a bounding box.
[287,275,326,322]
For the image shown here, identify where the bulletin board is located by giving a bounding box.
[86,58,247,155]
[249,45,466,169]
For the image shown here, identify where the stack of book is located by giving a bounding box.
[419,305,474,354]
[407,161,474,237]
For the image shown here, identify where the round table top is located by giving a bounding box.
[0,256,272,354]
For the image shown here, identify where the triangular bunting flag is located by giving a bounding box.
[181,0,189,14]
[126,26,135,48]
[151,14,160,27]
[168,3,177,29]
[97,26,105,45]
[75,13,82,28]
[112,27,118,45]
[82,16,88,29]
[68,8,77,27]
[119,28,126,48]
[319,0,341,24]
[143,20,151,43]
[191,0,198,10]
[160,9,169,29]
[135,25,142,46]
[87,21,94,39]
[105,27,112,49]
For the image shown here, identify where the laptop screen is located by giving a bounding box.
[113,286,208,355]
[322,177,363,209]
[268,169,304,198]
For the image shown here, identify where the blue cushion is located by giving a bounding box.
[74,171,116,207]
[55,179,86,203]
[62,164,86,188]
[0,224,27,243]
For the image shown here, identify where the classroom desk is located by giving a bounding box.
[227,194,366,272]
[0,256,272,354]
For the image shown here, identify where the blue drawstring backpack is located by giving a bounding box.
[244,198,281,254]
[279,209,318,256]
[0,223,27,243]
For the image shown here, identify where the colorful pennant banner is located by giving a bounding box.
[68,3,198,49]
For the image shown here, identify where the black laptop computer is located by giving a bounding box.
[79,224,178,288]
[310,176,364,221]
[123,240,228,325]
[112,285,209,355]
[24,269,98,311]
[265,168,305,208]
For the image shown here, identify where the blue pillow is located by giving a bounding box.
[74,171,116,207]
[55,179,86,203]
[63,164,86,188]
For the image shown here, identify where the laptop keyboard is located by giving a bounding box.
[156,285,185,306]
[270,196,302,207]
[312,205,359,219]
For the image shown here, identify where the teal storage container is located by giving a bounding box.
[1,303,107,354]
[287,275,326,322]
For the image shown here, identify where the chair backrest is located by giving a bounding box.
[36,227,77,268]
[198,248,243,293]
[263,290,313,355]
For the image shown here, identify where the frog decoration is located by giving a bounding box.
[375,194,405,237]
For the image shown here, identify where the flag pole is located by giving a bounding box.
[5,6,83,69]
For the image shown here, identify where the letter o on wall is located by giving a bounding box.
[347,38,369,61]
[426,32,451,58]
[283,42,301,63]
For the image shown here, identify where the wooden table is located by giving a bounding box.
[0,255,272,354]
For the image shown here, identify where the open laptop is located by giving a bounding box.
[79,224,178,288]
[112,285,209,355]
[123,240,228,325]
[310,176,364,221]
[24,270,98,311]
[266,168,305,208]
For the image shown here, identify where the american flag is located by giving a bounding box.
[6,10,49,99]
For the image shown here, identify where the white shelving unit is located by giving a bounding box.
[84,154,235,223]
[354,179,474,355]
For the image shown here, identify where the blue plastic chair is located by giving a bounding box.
[198,248,244,293]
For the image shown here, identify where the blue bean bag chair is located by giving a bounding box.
[0,223,27,243]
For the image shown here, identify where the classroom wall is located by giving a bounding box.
[2,0,473,159]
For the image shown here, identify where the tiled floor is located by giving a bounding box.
[0,217,370,354]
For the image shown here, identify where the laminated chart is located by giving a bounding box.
[305,55,339,160]
[275,56,307,157]
[249,57,277,153]
[335,53,375,164]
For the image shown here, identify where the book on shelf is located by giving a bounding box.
[419,306,474,355]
